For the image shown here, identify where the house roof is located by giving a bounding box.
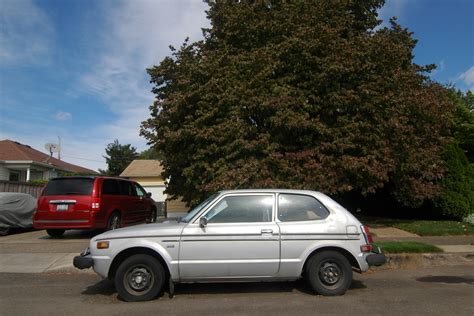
[0,139,97,174]
[120,160,163,178]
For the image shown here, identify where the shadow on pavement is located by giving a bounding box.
[82,279,116,297]
[81,278,367,299]
[38,229,103,240]
[417,275,474,284]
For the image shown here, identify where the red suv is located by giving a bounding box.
[33,176,157,237]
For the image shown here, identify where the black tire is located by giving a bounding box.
[46,229,65,238]
[114,254,165,302]
[305,251,353,296]
[107,212,121,231]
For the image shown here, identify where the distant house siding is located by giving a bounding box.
[166,198,188,214]
[128,176,167,203]
[0,165,9,181]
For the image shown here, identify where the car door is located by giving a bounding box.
[179,193,280,279]
[118,180,135,225]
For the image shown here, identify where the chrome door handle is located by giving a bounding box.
[261,229,273,234]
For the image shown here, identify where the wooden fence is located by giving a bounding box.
[0,181,45,198]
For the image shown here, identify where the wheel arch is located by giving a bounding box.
[108,247,171,281]
[301,246,361,275]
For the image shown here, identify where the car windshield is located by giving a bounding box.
[42,178,94,196]
[180,193,219,223]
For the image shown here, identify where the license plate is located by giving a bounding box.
[56,204,68,211]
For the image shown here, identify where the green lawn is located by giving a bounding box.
[360,216,474,236]
[393,220,474,236]
[374,241,443,253]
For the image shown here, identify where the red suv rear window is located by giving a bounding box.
[42,178,94,196]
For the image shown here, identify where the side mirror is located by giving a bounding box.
[146,192,152,198]
[199,217,208,228]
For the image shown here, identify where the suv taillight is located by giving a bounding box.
[91,198,100,212]
[360,225,374,252]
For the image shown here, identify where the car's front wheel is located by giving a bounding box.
[114,254,165,302]
[306,250,353,296]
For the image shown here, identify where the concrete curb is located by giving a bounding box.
[372,252,474,270]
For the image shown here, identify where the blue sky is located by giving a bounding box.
[0,0,473,171]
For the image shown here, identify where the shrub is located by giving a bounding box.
[433,143,474,220]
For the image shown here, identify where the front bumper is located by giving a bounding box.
[73,248,94,270]
[365,246,387,266]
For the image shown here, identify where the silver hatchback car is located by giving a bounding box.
[74,189,385,301]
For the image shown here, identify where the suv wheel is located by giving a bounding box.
[306,251,352,296]
[115,254,165,302]
[46,229,65,238]
[107,212,121,231]
[150,209,157,223]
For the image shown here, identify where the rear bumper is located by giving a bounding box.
[366,253,387,266]
[33,219,103,230]
[365,246,387,266]
[73,248,94,270]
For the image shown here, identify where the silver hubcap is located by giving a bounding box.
[319,262,342,285]
[125,266,153,294]
[110,215,120,230]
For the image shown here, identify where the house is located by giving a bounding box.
[120,159,188,216]
[0,139,96,181]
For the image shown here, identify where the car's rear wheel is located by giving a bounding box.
[46,229,65,238]
[107,212,121,231]
[306,250,352,296]
[114,254,165,302]
[149,208,157,223]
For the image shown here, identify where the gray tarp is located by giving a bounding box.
[0,193,36,228]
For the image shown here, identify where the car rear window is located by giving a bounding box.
[42,178,94,196]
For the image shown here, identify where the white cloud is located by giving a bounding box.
[54,111,72,121]
[431,60,446,78]
[80,0,210,148]
[377,0,410,27]
[459,66,474,89]
[0,0,54,65]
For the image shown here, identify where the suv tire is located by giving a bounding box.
[115,254,165,302]
[306,250,352,296]
[107,212,121,231]
[46,229,65,238]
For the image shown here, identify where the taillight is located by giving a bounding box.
[91,198,100,212]
[361,225,374,244]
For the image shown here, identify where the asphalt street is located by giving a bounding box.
[0,265,473,316]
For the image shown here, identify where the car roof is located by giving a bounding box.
[50,176,133,181]
[219,189,322,195]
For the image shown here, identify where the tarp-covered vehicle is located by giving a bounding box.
[0,192,36,236]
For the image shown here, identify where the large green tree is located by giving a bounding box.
[141,0,454,206]
[100,140,139,176]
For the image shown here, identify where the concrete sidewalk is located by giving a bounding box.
[0,253,93,274]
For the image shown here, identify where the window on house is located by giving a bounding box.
[9,171,20,182]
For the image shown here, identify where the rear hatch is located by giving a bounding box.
[36,177,95,222]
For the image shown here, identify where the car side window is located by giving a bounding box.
[102,179,120,195]
[134,183,147,197]
[119,180,134,196]
[204,195,273,223]
[278,194,329,222]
